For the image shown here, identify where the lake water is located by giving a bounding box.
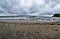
[0,16,60,22]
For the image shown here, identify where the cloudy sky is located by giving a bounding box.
[0,0,60,16]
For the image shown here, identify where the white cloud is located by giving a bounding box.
[0,0,60,16]
[20,0,33,8]
[34,0,44,5]
[54,4,60,9]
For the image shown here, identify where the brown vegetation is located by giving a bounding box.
[0,21,60,39]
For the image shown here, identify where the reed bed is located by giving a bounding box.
[0,21,60,39]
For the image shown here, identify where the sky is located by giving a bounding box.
[0,0,60,16]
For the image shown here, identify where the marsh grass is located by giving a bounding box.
[0,22,60,39]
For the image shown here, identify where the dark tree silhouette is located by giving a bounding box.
[53,14,60,17]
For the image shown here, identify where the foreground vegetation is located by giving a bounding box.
[0,22,60,39]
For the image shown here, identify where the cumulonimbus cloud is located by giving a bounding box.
[0,0,60,16]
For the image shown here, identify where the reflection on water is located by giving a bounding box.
[0,16,60,22]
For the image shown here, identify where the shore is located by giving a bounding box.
[0,20,60,39]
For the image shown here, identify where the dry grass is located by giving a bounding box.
[0,21,60,39]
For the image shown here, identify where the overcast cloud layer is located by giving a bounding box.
[0,0,60,16]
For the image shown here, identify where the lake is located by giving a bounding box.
[0,16,60,22]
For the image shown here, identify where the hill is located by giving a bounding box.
[53,14,60,17]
